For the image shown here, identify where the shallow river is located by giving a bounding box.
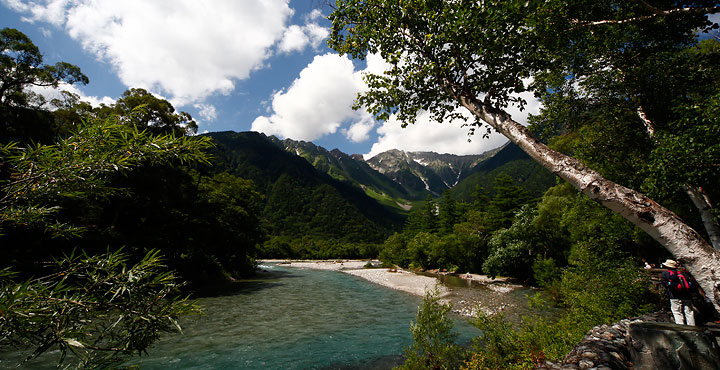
[130,264,480,369]
[2,264,539,369]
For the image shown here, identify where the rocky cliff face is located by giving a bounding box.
[271,135,553,208]
[276,137,500,200]
[276,137,412,201]
[364,148,499,196]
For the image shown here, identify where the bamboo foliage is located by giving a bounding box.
[0,249,201,369]
[0,115,213,238]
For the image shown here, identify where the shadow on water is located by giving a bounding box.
[191,268,302,298]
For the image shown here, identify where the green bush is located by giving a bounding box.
[482,206,539,280]
[378,232,412,268]
[0,250,200,369]
[558,240,657,329]
[463,238,659,370]
[532,257,560,289]
[407,232,440,270]
[396,290,465,370]
[463,313,564,370]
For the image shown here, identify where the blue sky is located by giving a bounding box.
[0,0,523,158]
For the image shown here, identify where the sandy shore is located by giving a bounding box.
[266,260,448,297]
[261,260,531,319]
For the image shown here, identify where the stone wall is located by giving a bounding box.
[535,312,668,370]
[536,311,720,370]
[629,321,720,369]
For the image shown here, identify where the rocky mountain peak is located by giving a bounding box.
[329,148,346,159]
[267,134,514,201]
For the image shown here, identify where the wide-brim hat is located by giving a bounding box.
[662,259,679,268]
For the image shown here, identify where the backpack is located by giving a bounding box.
[668,270,692,293]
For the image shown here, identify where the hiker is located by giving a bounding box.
[642,258,652,270]
[660,259,695,326]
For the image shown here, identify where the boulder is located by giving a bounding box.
[628,321,720,370]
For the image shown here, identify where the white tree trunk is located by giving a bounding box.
[458,96,720,310]
[636,106,656,138]
[636,106,720,251]
[685,185,720,251]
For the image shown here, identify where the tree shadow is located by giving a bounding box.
[190,268,302,298]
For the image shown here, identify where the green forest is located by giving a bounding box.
[205,130,405,259]
[2,0,720,368]
[0,27,270,367]
[0,26,403,368]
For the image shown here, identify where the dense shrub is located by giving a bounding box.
[396,290,465,370]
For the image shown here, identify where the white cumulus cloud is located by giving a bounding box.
[194,103,217,122]
[277,9,329,54]
[252,52,391,143]
[707,13,720,39]
[27,82,115,108]
[279,25,310,54]
[3,0,69,26]
[253,49,540,156]
[343,112,375,143]
[709,13,720,25]
[365,110,509,159]
[364,82,541,158]
[3,0,330,106]
[251,53,371,141]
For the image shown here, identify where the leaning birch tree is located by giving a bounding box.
[327,0,720,308]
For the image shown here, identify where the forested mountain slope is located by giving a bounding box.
[273,137,413,204]
[451,142,557,201]
[277,135,554,205]
[205,131,405,243]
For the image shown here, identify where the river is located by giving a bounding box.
[1,263,539,369]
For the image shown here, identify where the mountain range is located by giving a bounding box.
[205,131,556,242]
[272,135,554,204]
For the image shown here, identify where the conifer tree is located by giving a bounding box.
[439,189,458,235]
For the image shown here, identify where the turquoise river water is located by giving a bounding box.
[2,263,487,369]
[132,263,481,369]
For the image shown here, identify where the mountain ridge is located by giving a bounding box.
[204,131,405,243]
[279,136,503,201]
[205,131,556,223]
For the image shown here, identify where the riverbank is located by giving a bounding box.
[260,260,533,319]
[270,260,448,297]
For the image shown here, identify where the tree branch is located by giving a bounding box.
[571,6,720,28]
[636,105,656,138]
